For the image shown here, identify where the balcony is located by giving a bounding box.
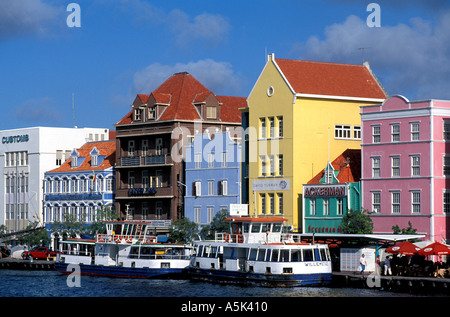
[120,154,172,167]
[115,186,174,199]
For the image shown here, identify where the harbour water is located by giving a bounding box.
[0,269,416,297]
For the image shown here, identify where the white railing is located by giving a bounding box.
[214,232,304,244]
[96,234,157,244]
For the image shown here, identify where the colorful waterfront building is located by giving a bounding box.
[302,149,361,234]
[43,139,116,227]
[361,95,450,242]
[246,53,387,232]
[184,131,242,224]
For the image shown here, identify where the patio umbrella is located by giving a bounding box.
[386,241,421,255]
[418,242,450,256]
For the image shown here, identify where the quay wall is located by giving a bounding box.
[332,272,450,296]
[0,259,55,271]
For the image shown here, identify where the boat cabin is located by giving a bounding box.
[220,217,295,244]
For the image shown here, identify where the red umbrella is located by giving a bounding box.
[418,242,450,256]
[386,241,421,255]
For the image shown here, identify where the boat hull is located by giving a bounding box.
[188,267,332,287]
[54,262,189,280]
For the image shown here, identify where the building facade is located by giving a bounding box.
[0,127,110,232]
[184,131,241,224]
[303,149,361,234]
[361,95,450,242]
[114,72,246,229]
[43,140,116,227]
[246,53,387,232]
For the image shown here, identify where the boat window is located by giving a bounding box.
[271,249,279,262]
[243,223,250,233]
[257,249,266,261]
[197,245,204,257]
[251,224,261,233]
[265,249,271,262]
[130,246,140,258]
[261,223,269,233]
[303,249,314,261]
[320,248,327,261]
[291,249,301,262]
[208,246,218,258]
[280,249,290,262]
[272,224,282,232]
[248,248,258,261]
[314,248,321,261]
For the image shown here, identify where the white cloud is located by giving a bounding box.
[132,59,245,96]
[293,11,450,100]
[0,0,62,39]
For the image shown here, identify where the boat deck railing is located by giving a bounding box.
[60,250,92,257]
[97,234,157,244]
[214,232,304,244]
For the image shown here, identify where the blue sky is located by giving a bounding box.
[1,0,450,130]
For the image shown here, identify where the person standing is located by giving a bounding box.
[376,255,381,275]
[359,253,367,275]
[384,256,392,276]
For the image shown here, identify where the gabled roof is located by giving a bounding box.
[307,149,361,184]
[115,72,247,125]
[272,55,387,101]
[46,140,116,173]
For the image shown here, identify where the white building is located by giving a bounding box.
[0,127,111,232]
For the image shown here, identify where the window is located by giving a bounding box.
[411,155,420,176]
[134,108,142,120]
[278,193,283,214]
[269,155,275,176]
[142,170,149,188]
[269,193,274,214]
[127,171,135,189]
[277,155,283,176]
[260,194,266,215]
[260,155,267,177]
[277,116,283,138]
[444,192,450,214]
[194,207,201,223]
[391,156,400,177]
[310,199,316,215]
[337,198,343,215]
[222,152,227,167]
[391,124,400,142]
[208,153,214,168]
[444,121,450,140]
[195,153,201,169]
[372,192,381,213]
[219,180,227,196]
[193,181,201,196]
[444,156,450,176]
[372,125,381,143]
[155,138,163,155]
[155,201,163,219]
[208,181,214,196]
[372,157,380,178]
[335,125,351,139]
[411,122,420,141]
[155,170,162,187]
[260,118,266,139]
[148,107,156,119]
[207,207,214,223]
[391,192,400,214]
[412,191,421,214]
[142,140,148,156]
[353,126,361,139]
[206,106,217,119]
[323,199,329,216]
[128,140,135,157]
[269,117,275,138]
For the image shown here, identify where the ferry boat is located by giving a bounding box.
[54,220,192,279]
[188,217,332,287]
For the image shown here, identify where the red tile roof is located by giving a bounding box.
[116,72,247,125]
[46,140,116,173]
[274,57,387,100]
[307,149,361,184]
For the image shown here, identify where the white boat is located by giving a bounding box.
[188,217,332,287]
[54,220,192,279]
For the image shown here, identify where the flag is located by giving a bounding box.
[92,170,96,182]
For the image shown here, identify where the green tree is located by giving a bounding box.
[51,213,87,240]
[339,209,373,234]
[18,224,51,247]
[199,209,230,240]
[168,217,199,243]
[392,221,417,234]
[87,206,119,236]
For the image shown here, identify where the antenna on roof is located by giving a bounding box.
[72,93,75,128]
[358,47,370,63]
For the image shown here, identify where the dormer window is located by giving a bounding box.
[90,147,99,167]
[71,149,79,168]
[148,107,156,119]
[134,108,142,121]
[206,106,217,119]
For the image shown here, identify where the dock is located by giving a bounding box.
[0,258,55,271]
[332,271,450,295]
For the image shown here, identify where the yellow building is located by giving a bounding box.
[246,54,387,232]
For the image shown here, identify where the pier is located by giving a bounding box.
[332,271,450,295]
[0,258,55,271]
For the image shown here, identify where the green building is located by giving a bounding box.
[302,149,361,234]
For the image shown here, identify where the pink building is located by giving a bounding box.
[361,95,450,242]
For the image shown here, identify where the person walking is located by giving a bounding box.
[376,255,381,275]
[359,253,367,275]
[384,256,392,276]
